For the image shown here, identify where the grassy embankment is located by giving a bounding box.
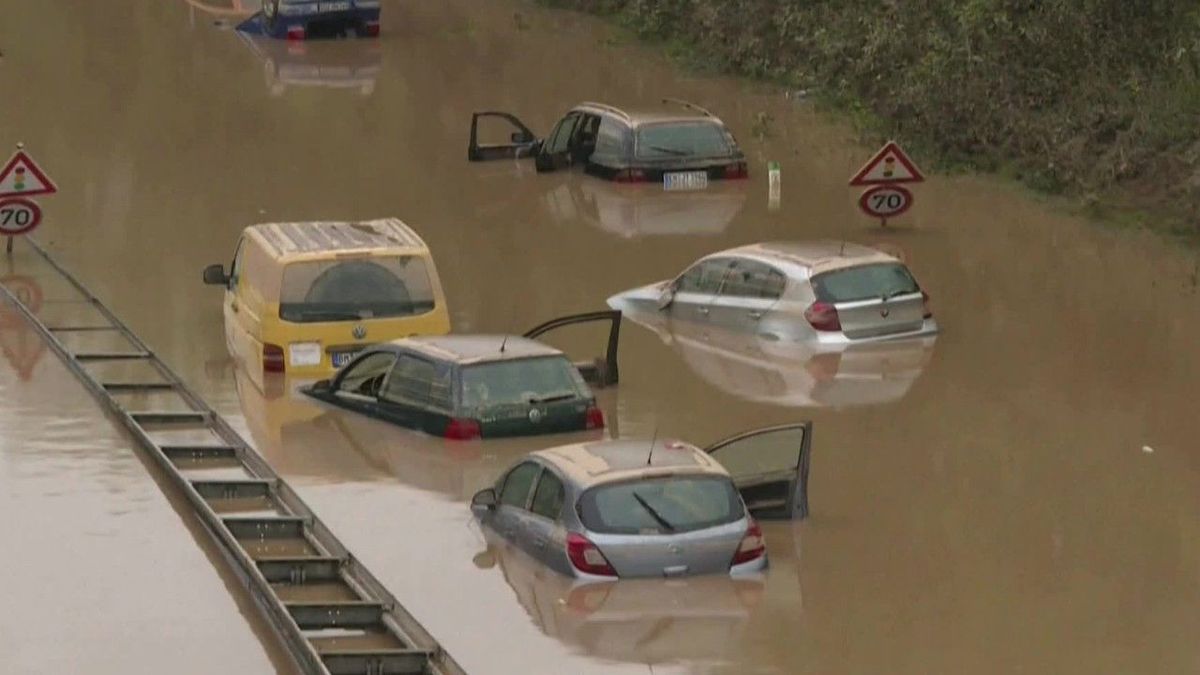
[540,0,1200,237]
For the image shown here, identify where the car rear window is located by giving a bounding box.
[811,263,920,303]
[635,122,733,160]
[279,256,435,323]
[460,356,591,413]
[578,475,743,535]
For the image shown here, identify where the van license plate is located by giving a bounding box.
[663,171,708,191]
[332,351,360,368]
[320,1,351,11]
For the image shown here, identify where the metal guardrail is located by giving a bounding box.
[0,238,466,675]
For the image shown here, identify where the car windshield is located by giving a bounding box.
[460,356,590,413]
[811,263,920,303]
[578,475,743,535]
[279,256,435,323]
[635,122,732,160]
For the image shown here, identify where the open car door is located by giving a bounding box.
[706,422,813,520]
[524,310,621,387]
[468,112,540,161]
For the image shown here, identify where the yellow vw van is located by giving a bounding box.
[203,219,451,379]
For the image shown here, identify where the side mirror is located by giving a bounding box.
[310,379,333,393]
[511,130,535,144]
[656,283,677,310]
[471,488,498,511]
[472,549,497,569]
[203,264,230,286]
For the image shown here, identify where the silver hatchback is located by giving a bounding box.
[607,241,938,345]
[470,424,812,579]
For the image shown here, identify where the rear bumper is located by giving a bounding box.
[813,318,939,347]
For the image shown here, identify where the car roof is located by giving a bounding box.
[249,218,429,261]
[534,439,729,488]
[383,335,564,365]
[712,240,901,278]
[573,102,725,129]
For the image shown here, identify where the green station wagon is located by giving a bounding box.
[303,335,606,440]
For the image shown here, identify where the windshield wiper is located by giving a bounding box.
[294,310,365,321]
[526,391,577,404]
[647,145,689,156]
[632,492,676,532]
[882,288,917,300]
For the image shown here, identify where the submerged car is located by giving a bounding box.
[468,100,748,186]
[237,31,381,96]
[203,219,451,381]
[471,423,813,579]
[245,0,381,40]
[303,335,607,440]
[608,241,938,345]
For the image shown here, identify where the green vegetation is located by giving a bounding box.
[540,0,1200,235]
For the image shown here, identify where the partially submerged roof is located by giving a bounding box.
[389,335,563,365]
[574,101,724,128]
[536,439,728,487]
[250,219,428,259]
[717,240,900,277]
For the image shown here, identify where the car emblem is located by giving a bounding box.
[880,307,890,318]
[352,324,367,340]
[528,408,543,423]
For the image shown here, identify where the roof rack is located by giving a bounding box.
[577,101,632,121]
[661,98,713,117]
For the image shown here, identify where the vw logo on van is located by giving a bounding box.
[528,408,543,424]
[352,324,367,340]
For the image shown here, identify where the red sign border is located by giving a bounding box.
[858,184,914,219]
[849,141,925,186]
[0,197,44,236]
[0,150,58,198]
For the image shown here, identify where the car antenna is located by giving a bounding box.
[646,425,660,466]
[499,335,509,353]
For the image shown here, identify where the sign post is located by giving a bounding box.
[849,140,924,227]
[0,144,57,253]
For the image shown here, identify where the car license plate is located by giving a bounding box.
[331,351,360,368]
[320,1,351,11]
[663,171,709,191]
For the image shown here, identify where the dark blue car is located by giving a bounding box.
[257,0,380,40]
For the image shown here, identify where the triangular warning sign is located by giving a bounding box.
[0,150,57,198]
[849,141,924,186]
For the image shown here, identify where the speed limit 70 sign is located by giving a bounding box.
[0,197,42,236]
[858,185,913,219]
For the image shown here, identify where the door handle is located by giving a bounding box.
[533,537,547,550]
[747,310,763,320]
[697,307,710,315]
[230,301,239,313]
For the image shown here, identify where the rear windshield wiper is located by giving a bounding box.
[882,287,918,300]
[291,310,366,321]
[525,391,577,404]
[632,492,676,533]
[646,145,689,156]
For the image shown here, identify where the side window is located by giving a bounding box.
[545,113,582,155]
[594,116,629,158]
[529,470,565,520]
[229,238,245,290]
[335,352,397,396]
[381,355,452,411]
[721,260,788,299]
[676,258,733,294]
[572,114,601,148]
[499,462,542,509]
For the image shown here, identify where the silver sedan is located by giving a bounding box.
[470,424,812,580]
[608,240,939,346]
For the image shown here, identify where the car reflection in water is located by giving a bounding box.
[611,295,936,408]
[472,523,766,666]
[237,31,380,97]
[542,173,747,238]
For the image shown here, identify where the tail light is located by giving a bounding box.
[723,162,748,179]
[362,21,380,37]
[566,532,617,576]
[585,405,605,430]
[921,290,933,319]
[286,25,306,40]
[613,168,648,183]
[444,418,482,441]
[804,301,842,332]
[731,518,766,566]
[263,343,285,373]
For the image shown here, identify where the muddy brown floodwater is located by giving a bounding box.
[2,0,1199,674]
